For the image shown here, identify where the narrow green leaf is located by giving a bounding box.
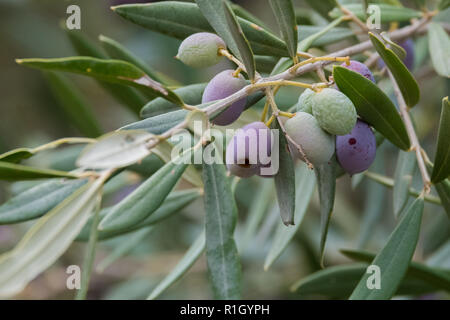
[202,159,241,299]
[297,21,352,49]
[273,119,296,226]
[0,174,106,298]
[99,152,190,233]
[0,178,87,224]
[369,33,420,107]
[0,138,94,165]
[254,55,279,74]
[393,151,416,218]
[0,148,34,163]
[330,4,422,22]
[358,151,386,249]
[112,1,288,57]
[148,232,205,300]
[379,33,407,61]
[333,65,410,150]
[291,263,444,298]
[65,28,148,114]
[44,72,102,138]
[230,3,267,29]
[76,189,201,241]
[304,0,336,20]
[96,227,154,273]
[16,57,183,106]
[151,140,203,188]
[315,157,337,264]
[0,161,77,181]
[196,0,255,80]
[123,109,188,135]
[75,197,102,300]
[439,0,450,10]
[241,179,274,251]
[349,196,424,300]
[264,163,316,270]
[428,23,450,78]
[269,0,298,59]
[99,34,166,84]
[124,97,258,135]
[141,83,207,118]
[341,249,450,292]
[431,97,450,183]
[77,130,154,170]
[434,179,450,218]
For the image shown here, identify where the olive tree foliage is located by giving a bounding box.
[0,0,449,299]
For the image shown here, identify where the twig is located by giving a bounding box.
[387,70,431,193]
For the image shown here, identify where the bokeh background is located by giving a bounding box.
[0,0,448,299]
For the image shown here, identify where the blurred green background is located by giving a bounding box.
[0,0,448,299]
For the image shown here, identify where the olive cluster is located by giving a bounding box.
[177,33,386,177]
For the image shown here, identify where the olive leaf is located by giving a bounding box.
[264,163,316,270]
[369,33,420,107]
[357,151,387,249]
[333,65,410,150]
[349,196,424,300]
[151,140,203,188]
[341,249,450,292]
[0,178,87,224]
[0,149,34,163]
[0,161,78,181]
[44,72,102,138]
[230,3,268,29]
[315,157,337,265]
[141,83,207,118]
[434,179,450,218]
[0,175,105,298]
[393,151,416,218]
[297,21,352,49]
[304,0,336,20]
[202,158,241,300]
[431,97,450,183]
[241,179,275,251]
[96,227,154,273]
[112,1,288,57]
[196,0,255,80]
[268,0,298,59]
[99,35,166,84]
[428,23,450,78]
[123,109,189,135]
[291,263,445,298]
[254,55,279,73]
[272,119,296,226]
[98,149,193,233]
[64,28,148,114]
[76,189,201,241]
[16,57,183,106]
[77,130,155,169]
[148,232,205,300]
[329,4,421,22]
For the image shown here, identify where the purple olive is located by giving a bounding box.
[341,60,375,83]
[336,119,376,175]
[377,39,415,71]
[202,70,247,126]
[226,121,273,178]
